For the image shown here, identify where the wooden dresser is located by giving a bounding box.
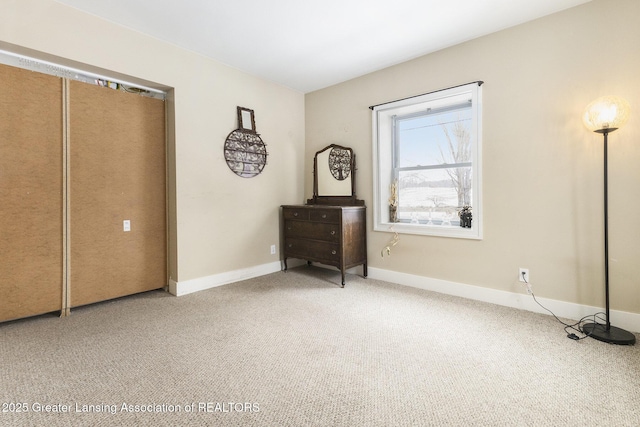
[281,204,367,287]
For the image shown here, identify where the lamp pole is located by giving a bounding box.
[582,127,635,344]
[599,128,611,332]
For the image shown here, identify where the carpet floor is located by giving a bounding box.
[1,266,639,426]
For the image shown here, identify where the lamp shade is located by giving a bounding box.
[583,96,630,132]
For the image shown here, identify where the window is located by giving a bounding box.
[372,82,482,239]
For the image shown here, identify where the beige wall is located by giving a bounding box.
[305,0,640,314]
[1,0,306,283]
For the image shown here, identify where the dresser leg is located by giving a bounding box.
[341,270,345,288]
[283,258,288,272]
[363,263,368,278]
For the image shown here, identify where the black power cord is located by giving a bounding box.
[521,272,604,341]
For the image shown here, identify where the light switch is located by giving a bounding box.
[123,220,131,232]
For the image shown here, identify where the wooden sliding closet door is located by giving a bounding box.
[69,81,166,307]
[0,64,63,322]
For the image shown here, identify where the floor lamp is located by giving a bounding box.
[581,96,636,345]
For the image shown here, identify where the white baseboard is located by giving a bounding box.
[169,262,639,334]
[368,267,640,334]
[170,261,285,296]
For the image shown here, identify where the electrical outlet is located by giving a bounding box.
[270,244,276,255]
[519,268,532,294]
[518,268,529,283]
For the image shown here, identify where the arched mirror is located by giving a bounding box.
[308,144,364,206]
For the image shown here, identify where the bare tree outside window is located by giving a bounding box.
[439,118,471,207]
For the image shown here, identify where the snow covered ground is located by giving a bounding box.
[397,186,467,225]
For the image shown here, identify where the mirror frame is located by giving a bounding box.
[237,106,256,133]
[307,144,364,206]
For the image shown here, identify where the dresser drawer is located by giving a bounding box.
[284,220,340,242]
[284,238,340,263]
[283,207,309,221]
[309,208,340,223]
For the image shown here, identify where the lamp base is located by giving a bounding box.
[583,323,636,345]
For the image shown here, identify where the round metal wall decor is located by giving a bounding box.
[328,146,351,181]
[224,129,267,178]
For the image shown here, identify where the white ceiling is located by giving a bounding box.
[53,0,591,93]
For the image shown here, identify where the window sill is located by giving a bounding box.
[374,221,482,240]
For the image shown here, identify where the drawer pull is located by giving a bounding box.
[331,250,337,255]
[288,244,293,248]
[330,230,336,235]
[293,212,298,217]
[322,214,327,218]
[287,226,291,230]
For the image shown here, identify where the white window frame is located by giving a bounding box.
[372,82,483,239]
